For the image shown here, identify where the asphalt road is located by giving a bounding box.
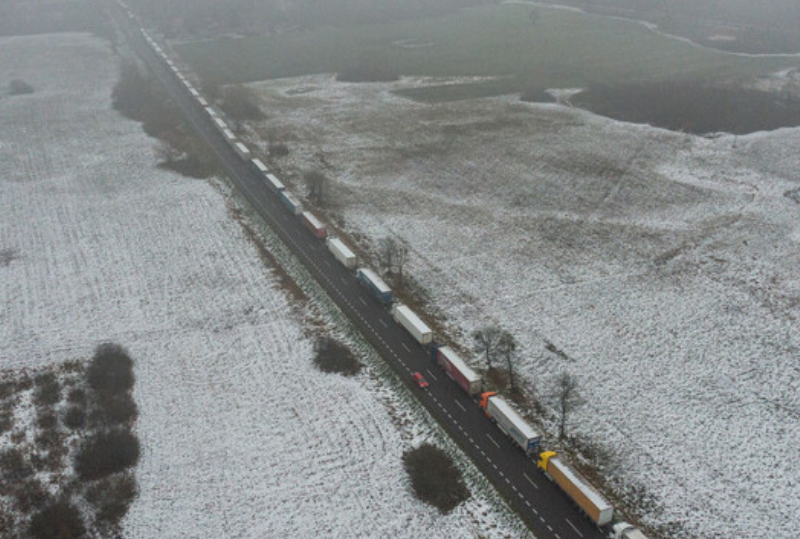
[112,6,610,539]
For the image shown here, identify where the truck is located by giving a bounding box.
[197,96,208,107]
[356,268,392,304]
[537,451,614,526]
[479,392,541,455]
[234,142,251,159]
[301,211,327,239]
[213,117,227,132]
[205,106,219,119]
[251,158,269,175]
[280,191,303,215]
[222,128,237,143]
[327,238,357,269]
[434,346,481,396]
[391,304,433,345]
[611,523,649,539]
[265,173,285,192]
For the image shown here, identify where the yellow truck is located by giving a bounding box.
[537,451,613,526]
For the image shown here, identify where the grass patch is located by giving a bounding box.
[403,444,470,513]
[313,337,362,376]
[176,4,792,102]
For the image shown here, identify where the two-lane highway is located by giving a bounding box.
[112,6,608,539]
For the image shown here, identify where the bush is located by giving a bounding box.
[87,343,134,396]
[34,372,60,407]
[36,410,58,431]
[402,444,470,513]
[94,394,138,426]
[67,387,85,405]
[0,411,12,435]
[63,406,86,430]
[86,472,138,527]
[313,338,362,376]
[220,84,264,123]
[269,142,290,157]
[74,430,140,480]
[28,500,86,539]
[9,79,34,95]
[12,478,49,514]
[0,449,34,486]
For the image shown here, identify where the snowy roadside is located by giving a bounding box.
[0,33,526,539]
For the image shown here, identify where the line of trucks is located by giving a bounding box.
[129,12,650,539]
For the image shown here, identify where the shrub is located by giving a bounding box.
[67,387,85,405]
[9,79,34,95]
[28,500,86,539]
[220,84,265,123]
[36,410,58,431]
[0,381,15,400]
[34,428,60,452]
[12,478,49,514]
[87,343,134,396]
[269,142,290,157]
[0,449,34,486]
[402,444,470,513]
[34,372,60,407]
[86,472,138,527]
[313,338,362,376]
[0,411,12,435]
[62,406,86,430]
[94,394,138,426]
[74,430,140,480]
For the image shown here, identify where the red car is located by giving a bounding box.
[411,372,429,389]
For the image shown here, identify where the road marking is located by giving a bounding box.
[486,434,501,448]
[426,370,438,381]
[454,400,466,411]
[565,518,583,537]
[540,517,546,524]
[323,259,332,267]
[523,473,539,489]
[401,343,411,353]
[379,319,388,328]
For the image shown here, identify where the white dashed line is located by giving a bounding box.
[524,473,539,489]
[379,319,388,328]
[486,434,501,448]
[426,369,438,381]
[454,400,466,412]
[565,518,583,537]
[401,343,411,353]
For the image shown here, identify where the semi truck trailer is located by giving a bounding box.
[479,392,541,454]
[391,304,433,345]
[434,346,480,396]
[356,268,392,304]
[301,211,327,239]
[327,238,357,269]
[537,451,613,526]
[280,191,303,215]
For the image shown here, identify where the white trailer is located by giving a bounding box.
[213,117,227,131]
[251,158,269,174]
[326,238,357,269]
[481,393,541,454]
[265,173,285,192]
[222,129,237,143]
[197,96,208,107]
[205,106,219,118]
[234,142,251,159]
[391,304,433,345]
[189,88,200,98]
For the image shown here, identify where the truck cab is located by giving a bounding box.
[612,522,649,539]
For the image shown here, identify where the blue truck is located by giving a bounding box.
[356,268,393,304]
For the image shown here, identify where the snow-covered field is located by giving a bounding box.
[0,34,524,538]
[247,74,800,539]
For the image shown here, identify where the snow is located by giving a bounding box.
[0,33,526,539]
[247,73,800,538]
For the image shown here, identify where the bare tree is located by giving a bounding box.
[472,326,502,369]
[394,240,409,286]
[552,372,584,440]
[154,139,182,164]
[378,237,396,275]
[496,331,518,392]
[304,169,327,204]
